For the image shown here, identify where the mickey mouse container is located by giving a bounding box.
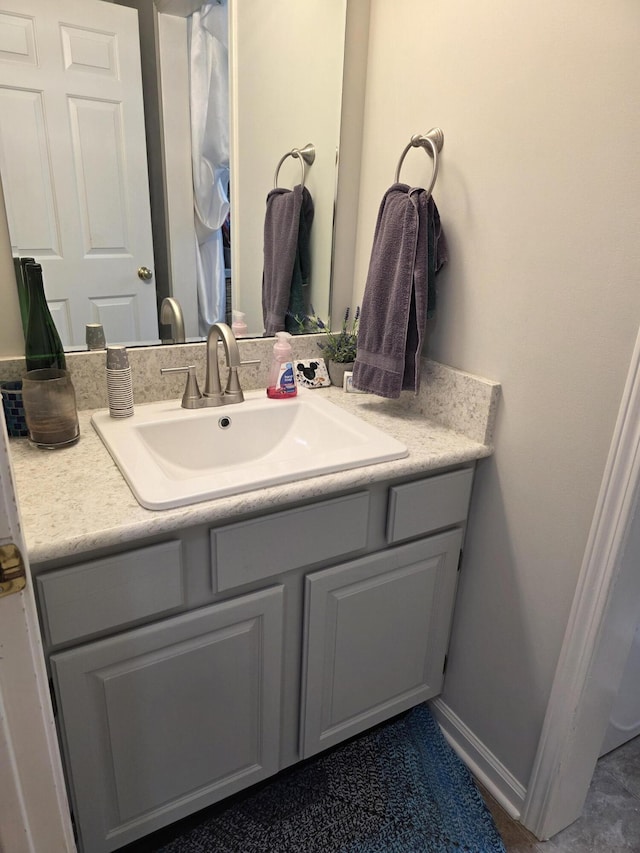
[295,359,331,388]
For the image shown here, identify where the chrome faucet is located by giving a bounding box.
[161,322,257,409]
[159,297,186,344]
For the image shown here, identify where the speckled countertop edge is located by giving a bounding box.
[9,385,493,566]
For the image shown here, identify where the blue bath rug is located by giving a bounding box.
[143,704,505,853]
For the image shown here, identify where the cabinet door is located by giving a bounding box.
[51,586,284,853]
[300,530,462,758]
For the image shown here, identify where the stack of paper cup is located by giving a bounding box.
[106,346,134,418]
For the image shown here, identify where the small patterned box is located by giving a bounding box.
[1,380,29,437]
[295,358,331,388]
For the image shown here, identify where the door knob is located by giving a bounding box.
[137,266,154,281]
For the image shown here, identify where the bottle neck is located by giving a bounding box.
[25,263,45,301]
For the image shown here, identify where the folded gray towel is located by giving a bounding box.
[262,185,314,336]
[352,183,447,398]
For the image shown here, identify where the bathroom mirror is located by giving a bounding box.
[0,0,347,350]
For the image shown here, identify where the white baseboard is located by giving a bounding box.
[429,697,527,820]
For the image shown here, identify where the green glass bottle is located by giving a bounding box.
[24,262,66,371]
[12,256,35,337]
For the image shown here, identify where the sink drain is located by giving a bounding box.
[218,416,232,429]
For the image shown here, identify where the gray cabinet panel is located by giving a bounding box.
[51,586,284,853]
[211,492,370,591]
[37,540,184,646]
[301,530,463,758]
[387,467,474,543]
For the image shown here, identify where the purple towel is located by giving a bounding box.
[352,184,447,398]
[262,185,313,336]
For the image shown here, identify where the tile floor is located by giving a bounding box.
[480,735,640,852]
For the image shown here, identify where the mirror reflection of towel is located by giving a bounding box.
[352,183,447,398]
[262,185,314,336]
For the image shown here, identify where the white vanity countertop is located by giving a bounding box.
[9,386,494,565]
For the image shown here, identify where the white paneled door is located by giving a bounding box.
[0,418,75,851]
[0,0,158,347]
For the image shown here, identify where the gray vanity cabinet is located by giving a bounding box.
[50,586,284,853]
[300,528,463,758]
[36,465,475,852]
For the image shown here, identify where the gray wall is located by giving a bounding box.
[351,0,640,787]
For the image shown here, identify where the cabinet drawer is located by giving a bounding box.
[211,492,370,592]
[37,541,184,647]
[387,467,474,544]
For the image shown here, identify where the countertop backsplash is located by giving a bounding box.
[0,336,500,447]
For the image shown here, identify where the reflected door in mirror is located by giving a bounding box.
[0,0,158,348]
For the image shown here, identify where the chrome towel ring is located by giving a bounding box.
[394,128,444,198]
[273,143,316,189]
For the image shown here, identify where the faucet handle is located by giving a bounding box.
[160,365,202,409]
[223,359,260,403]
[224,366,244,404]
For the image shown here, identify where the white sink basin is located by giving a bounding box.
[91,389,408,509]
